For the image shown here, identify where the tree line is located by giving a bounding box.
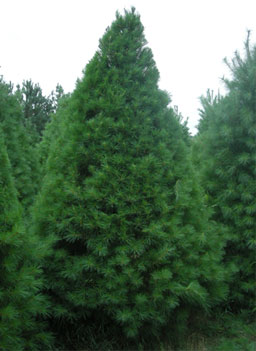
[0,8,255,351]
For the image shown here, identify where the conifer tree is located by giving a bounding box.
[32,8,226,348]
[0,77,41,211]
[15,80,65,144]
[38,92,71,172]
[0,130,53,350]
[194,35,256,315]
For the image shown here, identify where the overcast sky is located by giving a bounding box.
[1,0,256,133]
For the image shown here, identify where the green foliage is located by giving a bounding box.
[1,9,255,350]
[16,79,64,138]
[0,130,53,350]
[32,8,225,349]
[206,314,256,351]
[37,92,71,172]
[197,89,223,134]
[194,34,256,315]
[0,77,41,211]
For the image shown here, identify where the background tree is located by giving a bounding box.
[16,79,64,139]
[32,8,226,349]
[0,77,41,211]
[193,34,256,317]
[0,129,53,350]
[38,91,71,172]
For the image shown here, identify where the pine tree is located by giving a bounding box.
[194,34,256,316]
[0,77,41,211]
[32,8,226,348]
[38,92,71,173]
[16,79,56,138]
[0,130,53,350]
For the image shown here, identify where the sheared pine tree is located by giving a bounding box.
[194,35,256,315]
[32,8,226,348]
[0,130,53,350]
[0,77,40,211]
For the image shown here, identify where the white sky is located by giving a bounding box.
[1,0,256,133]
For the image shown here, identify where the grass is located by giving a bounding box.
[52,312,256,351]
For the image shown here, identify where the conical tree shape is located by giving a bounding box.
[38,92,71,174]
[0,77,41,211]
[194,35,256,315]
[0,130,53,350]
[32,8,226,348]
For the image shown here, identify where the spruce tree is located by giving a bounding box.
[0,77,40,211]
[32,8,226,348]
[194,35,256,316]
[0,130,53,350]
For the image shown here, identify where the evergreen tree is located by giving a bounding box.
[194,35,256,316]
[0,130,53,350]
[38,92,71,172]
[16,79,56,138]
[0,77,40,210]
[32,8,226,348]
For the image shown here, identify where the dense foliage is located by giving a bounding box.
[0,78,41,211]
[31,9,227,349]
[16,80,64,139]
[0,9,255,351]
[0,130,52,350]
[37,91,71,171]
[193,35,256,316]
